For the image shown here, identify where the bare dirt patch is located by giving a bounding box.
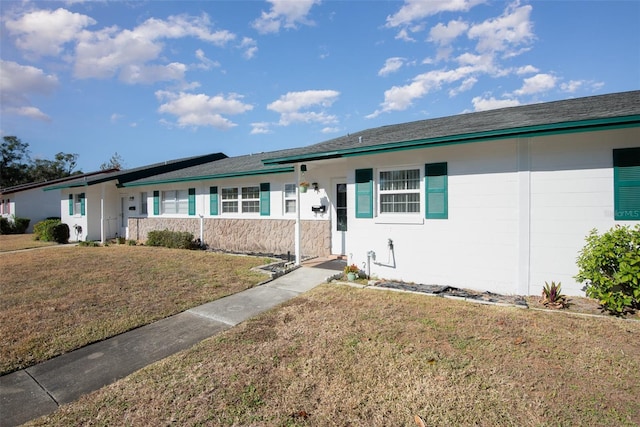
[30,284,640,427]
[0,245,270,374]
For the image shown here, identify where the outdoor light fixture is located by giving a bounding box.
[300,164,307,172]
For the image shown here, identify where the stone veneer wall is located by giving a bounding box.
[128,217,331,257]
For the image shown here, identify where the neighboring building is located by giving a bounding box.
[46,91,640,297]
[0,170,118,232]
[44,153,227,242]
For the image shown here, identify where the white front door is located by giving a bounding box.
[331,178,347,255]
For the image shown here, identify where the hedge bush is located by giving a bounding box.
[575,225,640,315]
[52,223,70,244]
[33,219,62,241]
[0,217,30,234]
[146,229,201,250]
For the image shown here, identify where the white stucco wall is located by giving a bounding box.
[345,127,640,297]
[3,188,61,232]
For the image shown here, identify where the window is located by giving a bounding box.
[242,186,260,213]
[140,192,148,215]
[162,190,189,214]
[284,183,297,213]
[68,193,85,216]
[614,148,640,220]
[379,169,421,214]
[222,187,238,213]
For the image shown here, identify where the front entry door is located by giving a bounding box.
[331,179,347,255]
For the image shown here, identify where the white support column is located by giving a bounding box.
[295,164,301,266]
[100,183,106,244]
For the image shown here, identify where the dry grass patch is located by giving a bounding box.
[0,246,270,375]
[0,234,57,252]
[31,285,640,426]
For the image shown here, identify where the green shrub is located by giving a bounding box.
[78,240,101,247]
[0,217,12,234]
[52,223,70,244]
[146,229,200,250]
[33,219,61,241]
[0,216,30,234]
[13,217,30,234]
[575,225,640,315]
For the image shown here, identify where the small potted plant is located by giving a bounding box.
[299,181,310,193]
[344,264,359,281]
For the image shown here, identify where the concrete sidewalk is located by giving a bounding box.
[0,265,340,427]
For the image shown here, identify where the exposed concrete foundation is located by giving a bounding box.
[128,217,331,257]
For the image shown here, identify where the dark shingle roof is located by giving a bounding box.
[121,151,295,187]
[44,152,228,190]
[0,169,119,195]
[263,90,640,164]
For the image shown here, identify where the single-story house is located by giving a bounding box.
[43,153,227,241]
[51,90,640,297]
[0,169,118,232]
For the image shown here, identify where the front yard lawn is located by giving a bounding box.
[0,245,270,375]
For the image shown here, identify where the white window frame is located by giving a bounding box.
[161,189,189,215]
[222,187,239,213]
[378,167,421,215]
[284,183,297,214]
[242,186,260,213]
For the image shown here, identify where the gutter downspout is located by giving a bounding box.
[295,164,301,266]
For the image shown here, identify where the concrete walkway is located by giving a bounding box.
[0,265,340,427]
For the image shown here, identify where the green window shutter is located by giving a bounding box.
[425,162,448,219]
[355,168,373,218]
[188,188,196,216]
[153,191,160,215]
[209,186,219,216]
[68,194,74,215]
[614,148,640,220]
[260,182,270,216]
[80,193,86,216]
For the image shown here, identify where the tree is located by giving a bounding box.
[0,136,81,188]
[1,136,30,188]
[29,152,80,182]
[100,152,125,171]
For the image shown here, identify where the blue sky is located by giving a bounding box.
[1,0,639,172]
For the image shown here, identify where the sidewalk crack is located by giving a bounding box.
[25,370,59,407]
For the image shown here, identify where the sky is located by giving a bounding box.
[1,0,639,172]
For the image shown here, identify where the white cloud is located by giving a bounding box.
[386,0,482,28]
[250,122,272,134]
[72,13,235,82]
[268,90,340,126]
[5,8,96,57]
[0,60,58,121]
[468,4,534,55]
[395,28,416,42]
[560,80,584,93]
[110,113,123,123]
[449,77,478,96]
[471,96,520,111]
[514,73,557,95]
[429,19,469,46]
[367,67,476,118]
[239,37,258,59]
[516,65,539,75]
[252,0,320,34]
[321,126,340,134]
[195,49,221,70]
[156,91,253,129]
[378,57,405,76]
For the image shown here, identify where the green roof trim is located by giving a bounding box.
[120,166,294,188]
[263,115,640,165]
[44,182,91,191]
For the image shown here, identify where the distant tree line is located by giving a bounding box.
[0,136,82,188]
[0,136,126,189]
